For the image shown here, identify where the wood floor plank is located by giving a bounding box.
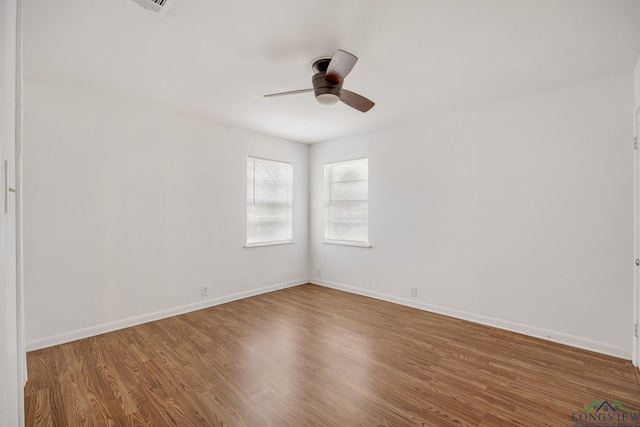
[25,284,640,426]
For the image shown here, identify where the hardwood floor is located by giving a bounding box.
[25,284,640,426]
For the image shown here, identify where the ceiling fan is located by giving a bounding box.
[264,49,375,113]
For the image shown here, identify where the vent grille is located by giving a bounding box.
[131,0,175,15]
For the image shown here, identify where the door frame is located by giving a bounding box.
[634,105,640,368]
[15,0,25,389]
[1,0,24,424]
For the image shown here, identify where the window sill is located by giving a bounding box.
[323,240,372,248]
[244,240,295,248]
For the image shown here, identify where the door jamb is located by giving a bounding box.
[634,105,640,368]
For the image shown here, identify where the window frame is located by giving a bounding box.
[245,156,294,248]
[324,157,371,248]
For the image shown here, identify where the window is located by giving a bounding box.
[246,157,293,246]
[325,158,369,245]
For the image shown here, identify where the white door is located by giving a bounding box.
[0,0,24,425]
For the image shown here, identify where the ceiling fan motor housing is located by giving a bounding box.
[264,50,374,112]
[312,72,342,105]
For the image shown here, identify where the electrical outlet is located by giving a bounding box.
[201,286,208,297]
[410,286,417,297]
[317,268,322,277]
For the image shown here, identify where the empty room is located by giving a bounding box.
[2,0,640,426]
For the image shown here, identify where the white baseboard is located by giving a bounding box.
[27,278,309,351]
[311,278,630,360]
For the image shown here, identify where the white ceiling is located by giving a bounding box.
[23,0,640,143]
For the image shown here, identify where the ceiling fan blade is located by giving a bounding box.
[340,90,375,112]
[264,88,313,97]
[325,50,358,84]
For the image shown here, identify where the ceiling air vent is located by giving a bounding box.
[131,0,176,16]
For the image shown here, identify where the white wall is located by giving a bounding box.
[24,81,309,350]
[311,73,635,358]
[24,71,636,359]
[635,54,640,112]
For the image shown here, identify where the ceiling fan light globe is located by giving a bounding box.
[316,93,340,105]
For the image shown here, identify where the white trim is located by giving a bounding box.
[247,155,293,166]
[26,278,309,351]
[634,105,640,367]
[246,156,294,246]
[244,240,294,248]
[324,157,369,243]
[323,240,371,248]
[311,278,630,360]
[15,0,25,389]
[2,0,23,425]
[322,156,368,168]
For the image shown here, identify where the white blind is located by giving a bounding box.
[247,157,293,245]
[325,158,368,243]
